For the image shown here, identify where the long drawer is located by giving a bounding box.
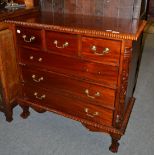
[22,84,114,126]
[19,48,119,88]
[21,67,116,109]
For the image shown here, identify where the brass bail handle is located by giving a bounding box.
[53,40,69,49]
[22,35,35,43]
[91,45,110,56]
[29,56,43,62]
[32,75,44,83]
[84,108,99,118]
[34,92,46,100]
[85,89,100,99]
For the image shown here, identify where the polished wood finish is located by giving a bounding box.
[16,26,42,49]
[2,0,146,153]
[19,47,119,88]
[81,37,121,66]
[7,12,146,40]
[23,84,113,126]
[21,67,116,109]
[45,31,79,56]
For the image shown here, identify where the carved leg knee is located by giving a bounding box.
[109,134,121,153]
[20,105,30,119]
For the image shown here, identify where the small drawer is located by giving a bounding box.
[19,48,118,88]
[16,27,42,49]
[21,67,116,109]
[81,37,121,66]
[22,85,113,126]
[45,31,79,56]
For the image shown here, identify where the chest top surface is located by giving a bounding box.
[5,11,146,40]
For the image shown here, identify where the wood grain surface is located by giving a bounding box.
[40,0,142,19]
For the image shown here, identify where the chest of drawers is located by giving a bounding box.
[5,12,146,153]
[17,27,117,128]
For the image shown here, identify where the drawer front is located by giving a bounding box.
[45,31,79,56]
[81,37,121,65]
[21,67,116,108]
[19,48,118,88]
[22,85,113,126]
[16,27,42,49]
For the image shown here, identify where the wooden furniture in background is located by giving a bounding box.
[0,23,19,121]
[3,0,146,153]
[14,0,38,6]
[0,6,38,21]
[0,1,39,120]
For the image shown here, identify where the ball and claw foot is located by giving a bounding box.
[20,111,30,119]
[109,139,120,153]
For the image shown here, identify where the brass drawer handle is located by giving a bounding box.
[29,56,34,60]
[53,40,69,49]
[34,92,46,100]
[85,89,100,99]
[29,56,43,62]
[32,75,44,83]
[22,35,35,43]
[38,58,43,62]
[91,45,110,56]
[84,108,99,118]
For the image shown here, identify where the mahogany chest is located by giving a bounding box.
[2,0,146,152]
